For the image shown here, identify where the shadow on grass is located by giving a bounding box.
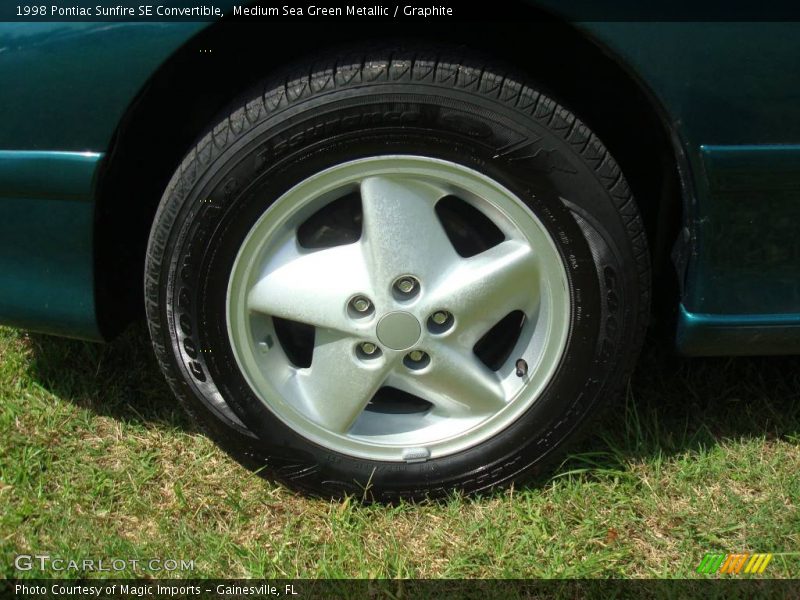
[557,336,800,478]
[25,322,197,433]
[24,323,800,479]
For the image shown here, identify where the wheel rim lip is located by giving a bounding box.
[226,155,571,461]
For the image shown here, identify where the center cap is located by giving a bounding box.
[376,311,421,350]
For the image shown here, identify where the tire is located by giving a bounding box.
[145,48,650,501]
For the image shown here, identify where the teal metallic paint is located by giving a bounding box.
[0,23,205,150]
[675,144,800,355]
[574,22,800,144]
[0,20,208,340]
[560,22,800,354]
[0,151,103,339]
[0,19,229,339]
[0,150,101,198]
[677,305,800,356]
[692,145,800,315]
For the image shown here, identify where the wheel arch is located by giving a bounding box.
[93,11,685,339]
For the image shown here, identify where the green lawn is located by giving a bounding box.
[0,324,798,578]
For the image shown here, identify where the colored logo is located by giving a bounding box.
[697,553,772,575]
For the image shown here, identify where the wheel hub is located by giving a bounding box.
[376,311,421,350]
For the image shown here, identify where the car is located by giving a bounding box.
[2,3,799,501]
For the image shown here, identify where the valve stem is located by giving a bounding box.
[515,358,528,378]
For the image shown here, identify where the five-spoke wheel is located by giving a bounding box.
[227,157,571,460]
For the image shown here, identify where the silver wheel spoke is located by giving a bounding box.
[295,330,392,434]
[392,346,506,418]
[247,243,370,333]
[430,240,539,345]
[359,176,457,281]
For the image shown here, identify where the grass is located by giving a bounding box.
[0,323,798,579]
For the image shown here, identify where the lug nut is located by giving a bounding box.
[360,342,378,355]
[394,276,418,295]
[432,311,450,325]
[404,349,430,370]
[350,296,372,313]
[428,310,454,334]
[397,279,415,293]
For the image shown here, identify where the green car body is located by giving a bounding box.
[1,4,799,355]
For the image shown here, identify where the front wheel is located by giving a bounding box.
[145,49,650,501]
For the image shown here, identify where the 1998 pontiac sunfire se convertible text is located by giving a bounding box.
[1,3,799,500]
